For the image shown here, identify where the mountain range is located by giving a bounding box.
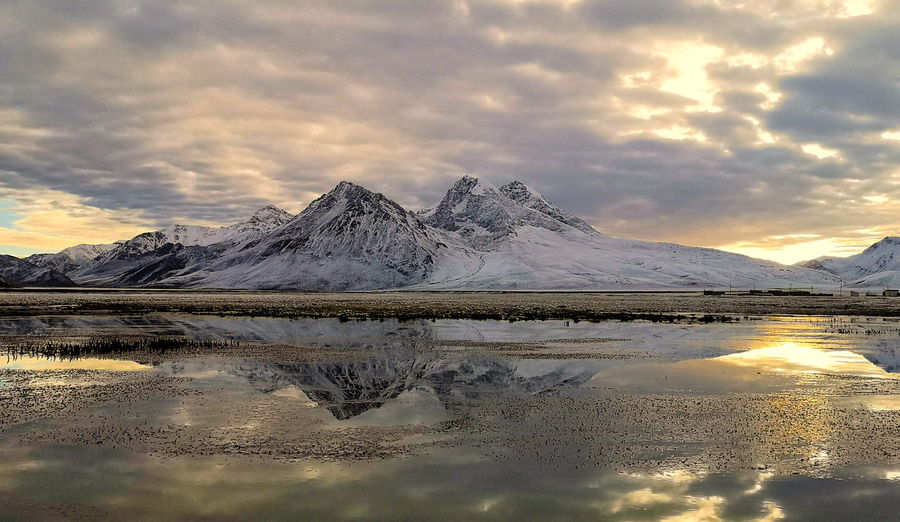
[5,175,887,291]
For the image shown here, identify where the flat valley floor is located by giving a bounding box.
[3,291,900,520]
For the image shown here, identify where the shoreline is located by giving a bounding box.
[1,290,900,320]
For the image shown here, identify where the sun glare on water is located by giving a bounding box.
[718,342,892,378]
[1,356,150,372]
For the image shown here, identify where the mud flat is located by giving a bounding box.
[5,309,900,519]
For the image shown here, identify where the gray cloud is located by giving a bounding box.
[1,0,900,261]
[578,0,691,28]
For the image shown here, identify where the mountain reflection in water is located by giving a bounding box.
[156,357,611,420]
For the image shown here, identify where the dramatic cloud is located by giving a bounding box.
[1,0,899,262]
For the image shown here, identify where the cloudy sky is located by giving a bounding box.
[1,0,899,263]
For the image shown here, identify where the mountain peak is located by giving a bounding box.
[420,175,599,248]
[500,179,529,194]
[250,180,446,290]
[313,181,400,210]
[499,180,544,205]
[331,180,367,197]
[250,205,292,226]
[311,181,405,216]
[447,175,501,198]
[873,236,900,246]
[334,180,357,190]
[860,236,900,256]
[419,176,509,238]
[276,181,423,241]
[500,180,597,235]
[803,235,900,285]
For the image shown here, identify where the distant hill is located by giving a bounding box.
[0,254,75,287]
[799,237,900,288]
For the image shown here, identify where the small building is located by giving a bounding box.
[850,291,862,297]
[884,289,899,297]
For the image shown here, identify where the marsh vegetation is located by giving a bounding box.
[3,336,238,362]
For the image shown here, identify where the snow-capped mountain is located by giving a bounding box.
[415,176,837,290]
[18,176,841,290]
[164,181,480,290]
[44,204,295,287]
[28,243,119,274]
[418,176,591,249]
[0,254,75,287]
[154,205,294,248]
[499,180,596,235]
[801,237,900,288]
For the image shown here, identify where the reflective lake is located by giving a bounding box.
[3,314,900,520]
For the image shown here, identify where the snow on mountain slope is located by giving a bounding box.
[0,255,76,287]
[416,225,837,290]
[67,205,294,286]
[499,180,597,235]
[77,243,227,287]
[801,237,900,288]
[27,243,119,274]
[161,181,481,290]
[157,205,294,248]
[414,176,838,290]
[418,176,516,248]
[418,175,591,250]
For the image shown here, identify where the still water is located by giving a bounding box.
[3,315,900,520]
